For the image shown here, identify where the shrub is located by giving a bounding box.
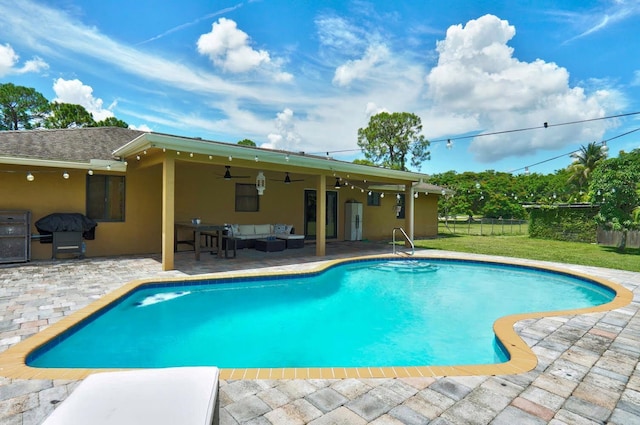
[528,205,599,243]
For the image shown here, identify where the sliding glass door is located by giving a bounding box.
[304,189,338,240]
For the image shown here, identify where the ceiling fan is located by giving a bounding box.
[218,165,249,180]
[271,172,304,184]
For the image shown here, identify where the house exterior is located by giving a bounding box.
[0,127,445,270]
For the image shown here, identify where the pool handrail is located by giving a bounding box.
[392,227,414,256]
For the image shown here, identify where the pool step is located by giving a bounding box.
[371,261,439,273]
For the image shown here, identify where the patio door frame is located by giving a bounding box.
[304,189,338,240]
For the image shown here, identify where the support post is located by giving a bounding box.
[162,155,175,271]
[316,175,326,256]
[405,184,415,246]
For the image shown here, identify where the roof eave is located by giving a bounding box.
[113,132,429,182]
[0,156,127,172]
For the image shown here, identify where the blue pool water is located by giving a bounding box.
[28,259,614,369]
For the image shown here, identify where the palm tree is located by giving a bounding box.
[568,142,607,193]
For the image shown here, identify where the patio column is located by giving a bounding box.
[316,174,326,256]
[405,184,414,245]
[162,155,175,271]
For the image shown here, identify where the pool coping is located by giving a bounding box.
[0,254,633,381]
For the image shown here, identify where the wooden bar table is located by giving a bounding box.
[174,222,226,260]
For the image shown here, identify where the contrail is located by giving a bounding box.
[137,3,244,45]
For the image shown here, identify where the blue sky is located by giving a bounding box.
[1,0,639,176]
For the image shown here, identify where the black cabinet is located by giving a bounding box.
[0,210,31,264]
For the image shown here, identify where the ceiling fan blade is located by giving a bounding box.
[217,165,250,179]
[278,172,304,183]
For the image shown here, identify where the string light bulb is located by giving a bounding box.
[26,172,34,182]
[63,171,70,179]
[88,169,94,176]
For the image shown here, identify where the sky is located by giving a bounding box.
[1,0,640,176]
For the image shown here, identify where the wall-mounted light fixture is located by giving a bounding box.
[256,171,266,195]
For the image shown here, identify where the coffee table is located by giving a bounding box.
[254,238,286,252]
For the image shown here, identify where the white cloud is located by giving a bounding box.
[0,43,18,76]
[0,43,48,77]
[197,17,292,82]
[52,78,114,121]
[563,0,640,42]
[263,108,302,151]
[129,123,152,132]
[333,44,389,87]
[364,102,388,118]
[315,15,366,55]
[426,14,617,163]
[632,70,640,86]
[197,18,270,72]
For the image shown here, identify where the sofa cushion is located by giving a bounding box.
[273,223,287,234]
[254,224,272,235]
[276,233,304,240]
[237,224,255,235]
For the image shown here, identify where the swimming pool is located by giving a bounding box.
[22,257,625,375]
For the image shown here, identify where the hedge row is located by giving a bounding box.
[528,206,599,243]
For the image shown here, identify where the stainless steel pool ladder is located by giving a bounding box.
[392,227,414,256]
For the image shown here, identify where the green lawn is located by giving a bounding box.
[413,234,640,273]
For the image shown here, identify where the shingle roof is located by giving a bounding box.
[0,127,145,163]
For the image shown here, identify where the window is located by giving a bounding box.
[235,183,259,212]
[86,175,125,221]
[367,191,382,206]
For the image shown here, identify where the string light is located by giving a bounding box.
[509,127,640,174]
[307,111,640,157]
[88,169,94,175]
[26,172,34,182]
[62,171,70,179]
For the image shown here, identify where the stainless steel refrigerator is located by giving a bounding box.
[344,202,363,241]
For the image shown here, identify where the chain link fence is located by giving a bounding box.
[438,217,528,236]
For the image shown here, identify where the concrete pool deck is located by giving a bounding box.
[1,242,639,424]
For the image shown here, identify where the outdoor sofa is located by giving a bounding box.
[225,223,304,249]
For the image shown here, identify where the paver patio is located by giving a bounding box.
[1,241,638,424]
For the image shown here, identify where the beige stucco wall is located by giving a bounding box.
[0,163,162,260]
[334,190,439,240]
[1,160,439,261]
